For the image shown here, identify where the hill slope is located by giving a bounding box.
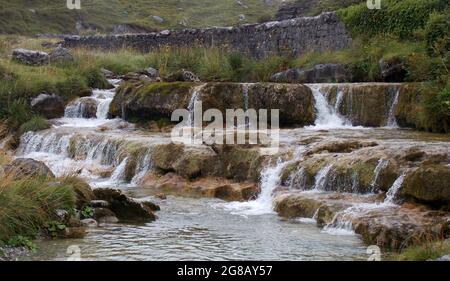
[0,0,281,35]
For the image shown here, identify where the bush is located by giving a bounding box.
[338,0,448,38]
[18,115,50,135]
[425,12,450,56]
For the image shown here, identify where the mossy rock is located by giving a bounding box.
[399,164,450,208]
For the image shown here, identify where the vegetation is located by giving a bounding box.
[394,239,450,261]
[0,0,280,35]
[0,173,78,244]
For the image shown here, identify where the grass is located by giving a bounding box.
[0,0,281,35]
[0,173,77,242]
[394,239,450,261]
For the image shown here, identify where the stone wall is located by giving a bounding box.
[63,12,351,59]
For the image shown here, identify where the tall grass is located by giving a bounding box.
[0,173,80,242]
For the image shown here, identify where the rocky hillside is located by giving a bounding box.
[0,0,281,35]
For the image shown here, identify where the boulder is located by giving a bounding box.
[80,218,98,228]
[3,158,55,178]
[141,201,161,211]
[151,15,165,24]
[399,164,450,207]
[93,207,119,224]
[270,64,351,83]
[164,69,200,82]
[30,93,65,119]
[379,57,407,82]
[100,68,115,79]
[93,188,156,222]
[49,46,74,64]
[143,67,159,78]
[12,48,50,66]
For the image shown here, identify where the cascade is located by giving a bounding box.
[306,84,351,129]
[386,88,400,128]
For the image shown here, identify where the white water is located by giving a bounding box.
[110,157,128,183]
[313,164,333,191]
[218,158,288,216]
[386,89,400,128]
[306,84,352,129]
[384,171,407,205]
[187,84,206,127]
[370,159,389,192]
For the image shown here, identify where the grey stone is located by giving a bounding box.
[31,93,65,119]
[12,48,49,66]
[49,46,74,63]
[152,15,165,23]
[80,218,98,228]
[63,12,352,59]
[100,68,114,79]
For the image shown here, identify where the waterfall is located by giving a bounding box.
[110,158,128,183]
[218,158,288,215]
[131,151,153,185]
[64,98,97,118]
[313,165,333,191]
[334,89,344,111]
[383,171,406,205]
[65,88,115,120]
[370,159,389,192]
[386,88,400,128]
[94,89,116,119]
[307,84,351,129]
[322,210,355,236]
[218,147,307,216]
[288,167,308,190]
[187,84,206,127]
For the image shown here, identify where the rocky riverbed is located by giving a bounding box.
[10,79,450,260]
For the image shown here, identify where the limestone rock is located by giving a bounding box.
[49,46,74,64]
[93,188,156,222]
[3,158,55,178]
[399,164,450,207]
[12,48,50,66]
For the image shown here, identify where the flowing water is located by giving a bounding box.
[16,81,450,261]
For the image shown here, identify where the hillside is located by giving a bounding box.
[0,0,282,35]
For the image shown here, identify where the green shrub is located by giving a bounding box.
[425,12,450,56]
[18,115,50,135]
[5,99,32,131]
[338,0,448,38]
[7,235,37,251]
[83,68,111,89]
